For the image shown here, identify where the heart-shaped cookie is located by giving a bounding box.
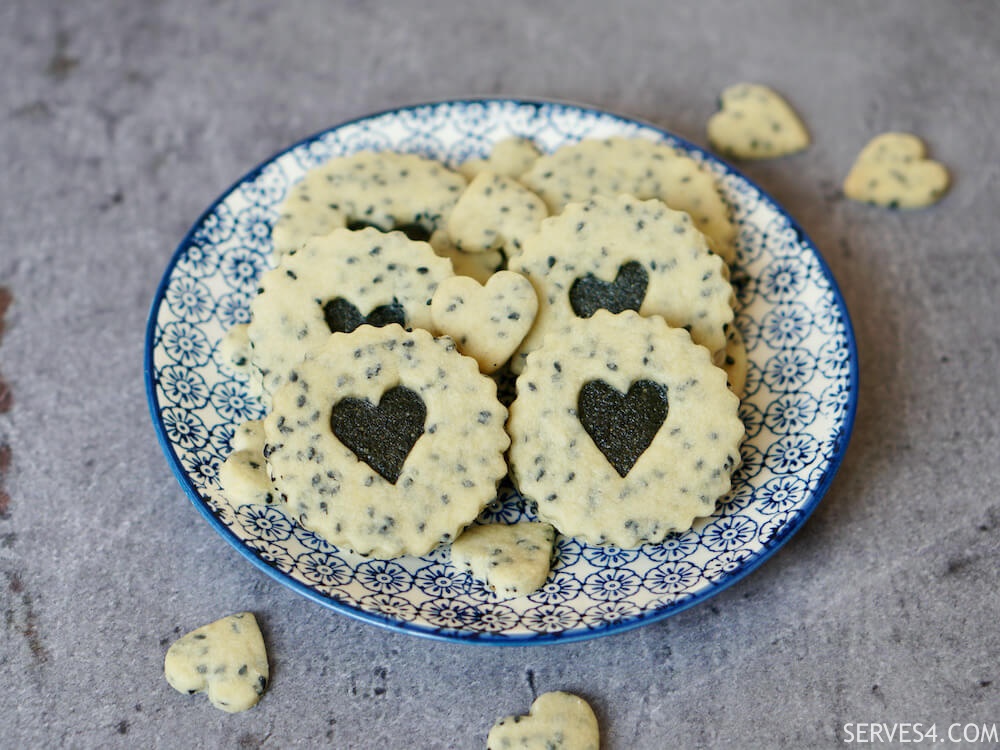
[323,296,407,334]
[487,691,599,750]
[330,385,427,484]
[843,132,949,209]
[707,83,810,159]
[450,521,555,598]
[578,379,669,477]
[163,612,269,713]
[569,261,649,319]
[430,271,538,374]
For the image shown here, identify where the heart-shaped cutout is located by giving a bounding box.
[707,83,810,159]
[487,691,599,750]
[843,132,949,209]
[430,271,538,373]
[163,612,269,714]
[323,296,407,334]
[569,260,648,319]
[578,379,668,477]
[330,385,426,484]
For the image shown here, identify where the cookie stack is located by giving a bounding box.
[217,140,745,591]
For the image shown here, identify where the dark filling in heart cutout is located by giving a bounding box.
[578,379,668,477]
[346,219,431,243]
[568,260,648,319]
[330,385,427,484]
[323,297,406,334]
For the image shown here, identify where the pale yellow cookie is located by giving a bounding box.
[458,137,541,179]
[164,612,269,714]
[450,521,555,598]
[510,194,734,373]
[487,692,599,750]
[707,83,810,159]
[431,271,538,374]
[219,420,278,507]
[723,324,748,399]
[271,150,466,259]
[447,171,548,255]
[843,132,949,209]
[520,137,736,263]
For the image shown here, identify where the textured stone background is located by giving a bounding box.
[1,1,998,747]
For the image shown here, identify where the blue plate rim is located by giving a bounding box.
[144,96,859,646]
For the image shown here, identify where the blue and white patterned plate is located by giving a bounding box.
[145,99,857,644]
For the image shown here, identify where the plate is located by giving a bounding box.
[145,98,857,644]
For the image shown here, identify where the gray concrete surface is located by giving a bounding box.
[1,1,998,747]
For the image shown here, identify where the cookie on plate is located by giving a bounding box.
[271,150,467,259]
[450,521,555,598]
[248,226,453,396]
[446,171,548,256]
[707,83,810,159]
[219,419,279,507]
[510,194,734,372]
[457,137,542,179]
[508,310,744,546]
[263,324,509,558]
[520,136,736,263]
[428,229,506,284]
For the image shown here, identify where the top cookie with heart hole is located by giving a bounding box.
[509,193,735,373]
[508,310,744,546]
[247,226,453,397]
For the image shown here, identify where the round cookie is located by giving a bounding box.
[510,194,735,372]
[248,227,453,396]
[446,170,548,255]
[520,136,737,263]
[271,150,467,259]
[508,310,744,546]
[263,324,509,558]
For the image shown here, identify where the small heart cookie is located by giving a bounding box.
[431,271,538,374]
[843,132,949,209]
[487,692,599,750]
[447,170,548,254]
[450,521,555,598]
[707,83,810,159]
[164,612,269,713]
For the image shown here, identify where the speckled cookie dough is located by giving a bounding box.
[263,325,509,558]
[510,194,734,373]
[508,311,743,546]
[446,171,548,255]
[707,83,810,159]
[723,324,748,398]
[457,137,541,179]
[164,612,269,714]
[843,132,950,209]
[271,150,467,259]
[248,227,453,396]
[520,137,736,263]
[219,420,277,507]
[431,271,538,374]
[429,229,505,284]
[450,521,555,598]
[487,691,599,750]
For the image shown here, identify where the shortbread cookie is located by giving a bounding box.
[248,227,453,395]
[164,612,269,713]
[447,171,548,255]
[723,324,748,398]
[487,692,599,750]
[458,137,541,179]
[520,137,736,263]
[508,311,743,546]
[263,325,509,557]
[707,83,810,159]
[450,521,555,598]
[431,271,538,374]
[843,132,949,209]
[219,419,277,507]
[218,323,253,378]
[429,229,505,284]
[510,194,734,372]
[271,150,467,259]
